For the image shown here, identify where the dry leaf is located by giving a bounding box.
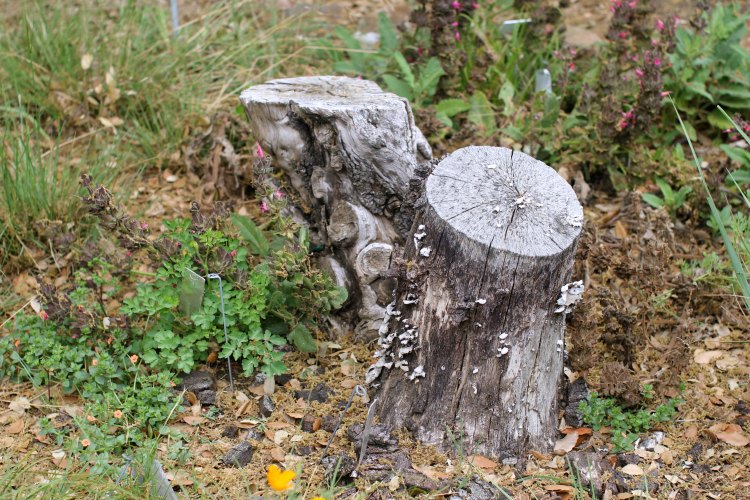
[235,400,251,418]
[553,431,579,455]
[614,220,628,239]
[270,447,286,462]
[81,53,93,70]
[267,421,292,430]
[684,425,698,440]
[9,397,31,415]
[707,423,749,447]
[693,349,723,365]
[468,455,497,469]
[286,412,304,419]
[341,379,358,389]
[621,464,644,476]
[165,471,194,487]
[273,430,289,445]
[5,419,25,434]
[182,415,206,426]
[236,391,250,403]
[186,392,198,405]
[413,464,451,480]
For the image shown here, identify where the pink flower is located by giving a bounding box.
[618,110,635,130]
[260,200,269,213]
[39,311,49,321]
[569,62,576,71]
[229,249,237,258]
[471,2,479,8]
[451,1,461,8]
[273,189,284,199]
[618,31,628,40]
[255,142,264,158]
[628,0,637,8]
[653,58,661,67]
[140,222,148,230]
[416,47,423,56]
[451,21,459,27]
[635,68,644,78]
[455,31,461,41]
[656,19,664,31]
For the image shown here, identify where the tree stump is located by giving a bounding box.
[368,146,584,461]
[240,76,432,334]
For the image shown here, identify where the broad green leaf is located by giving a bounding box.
[641,193,664,209]
[382,75,413,100]
[289,323,317,353]
[468,91,496,132]
[231,214,270,256]
[435,99,470,117]
[418,57,445,98]
[393,52,415,88]
[498,81,515,117]
[720,145,750,167]
[377,12,398,55]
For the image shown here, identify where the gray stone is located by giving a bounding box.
[567,451,612,497]
[222,442,254,468]
[259,395,274,418]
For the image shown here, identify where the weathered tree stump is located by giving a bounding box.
[368,146,584,462]
[240,76,432,334]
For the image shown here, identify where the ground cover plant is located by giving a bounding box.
[0,0,749,498]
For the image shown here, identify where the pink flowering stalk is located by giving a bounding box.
[255,142,264,158]
[656,19,664,31]
[451,1,461,9]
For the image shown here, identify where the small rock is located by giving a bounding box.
[259,395,274,418]
[321,454,356,484]
[178,371,215,392]
[275,373,293,386]
[321,415,338,433]
[448,476,503,499]
[564,377,589,427]
[294,445,314,456]
[244,429,265,441]
[301,414,320,433]
[566,451,611,497]
[617,453,641,467]
[347,423,398,453]
[222,442,254,468]
[294,383,331,403]
[196,389,217,406]
[221,424,239,438]
[638,431,665,451]
[253,373,268,385]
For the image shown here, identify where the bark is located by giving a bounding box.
[240,76,431,332]
[369,146,584,462]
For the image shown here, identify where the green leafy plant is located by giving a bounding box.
[579,389,681,452]
[330,12,400,79]
[641,177,693,215]
[82,176,346,377]
[666,3,750,130]
[382,54,445,109]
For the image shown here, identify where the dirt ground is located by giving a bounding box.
[1,0,749,499]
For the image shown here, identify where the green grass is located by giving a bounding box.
[0,0,324,261]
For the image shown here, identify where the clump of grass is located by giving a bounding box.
[672,100,750,312]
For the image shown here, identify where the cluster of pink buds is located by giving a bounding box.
[255,142,264,158]
[618,109,635,131]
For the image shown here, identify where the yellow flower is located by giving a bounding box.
[310,497,326,500]
[267,464,295,492]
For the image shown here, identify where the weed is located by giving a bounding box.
[641,177,693,216]
[579,389,681,452]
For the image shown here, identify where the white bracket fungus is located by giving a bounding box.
[555,280,584,313]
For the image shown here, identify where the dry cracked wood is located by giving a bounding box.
[240,76,431,333]
[369,146,583,461]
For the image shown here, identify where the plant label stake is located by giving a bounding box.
[207,273,234,394]
[535,68,552,94]
[179,268,205,317]
[500,18,532,35]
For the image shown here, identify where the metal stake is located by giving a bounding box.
[207,273,234,394]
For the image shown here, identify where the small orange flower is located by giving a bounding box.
[267,464,295,492]
[169,381,176,387]
[106,336,113,345]
[81,439,91,447]
[91,359,98,366]
[14,339,20,348]
[113,410,123,419]
[86,415,96,423]
[129,354,138,364]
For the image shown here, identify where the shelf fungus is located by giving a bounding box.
[554,280,584,314]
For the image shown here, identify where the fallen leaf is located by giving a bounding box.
[553,431,579,455]
[286,412,304,419]
[468,455,497,469]
[267,421,292,430]
[413,464,451,480]
[707,423,749,447]
[165,471,194,487]
[621,464,644,476]
[9,397,31,415]
[80,54,93,70]
[5,419,25,434]
[186,392,198,405]
[545,484,575,492]
[387,475,400,492]
[236,391,250,403]
[235,400,251,418]
[684,425,698,440]
[273,430,289,445]
[693,349,723,365]
[341,379,358,389]
[182,415,206,426]
[270,447,285,462]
